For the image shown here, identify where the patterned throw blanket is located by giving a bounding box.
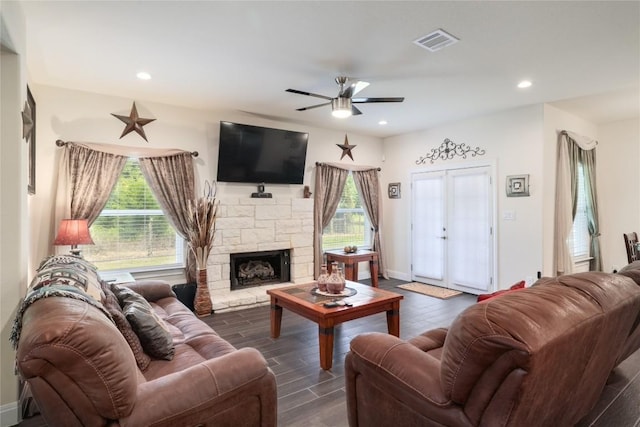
[10,284,114,350]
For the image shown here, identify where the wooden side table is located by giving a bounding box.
[325,249,379,287]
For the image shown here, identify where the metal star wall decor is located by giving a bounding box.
[21,100,34,142]
[336,134,357,161]
[111,101,156,142]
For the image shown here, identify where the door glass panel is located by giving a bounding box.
[449,169,491,290]
[412,174,445,280]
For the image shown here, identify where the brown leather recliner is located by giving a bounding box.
[16,280,277,426]
[345,272,640,427]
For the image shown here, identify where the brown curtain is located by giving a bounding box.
[352,168,388,279]
[313,164,348,277]
[138,153,197,281]
[554,131,600,275]
[67,143,127,225]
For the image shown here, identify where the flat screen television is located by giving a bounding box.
[216,121,309,184]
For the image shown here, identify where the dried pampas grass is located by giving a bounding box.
[186,181,218,270]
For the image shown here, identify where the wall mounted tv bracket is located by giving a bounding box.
[251,183,272,198]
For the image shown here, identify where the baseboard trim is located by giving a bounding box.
[387,270,411,281]
[0,401,18,427]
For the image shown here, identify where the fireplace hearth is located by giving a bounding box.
[230,249,291,290]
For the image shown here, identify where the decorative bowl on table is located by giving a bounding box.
[343,245,358,254]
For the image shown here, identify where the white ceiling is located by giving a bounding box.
[20,1,640,138]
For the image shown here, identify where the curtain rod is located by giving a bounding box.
[55,139,199,157]
[315,161,381,172]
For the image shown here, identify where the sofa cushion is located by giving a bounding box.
[112,285,174,360]
[101,282,151,370]
[477,280,525,302]
[141,296,238,381]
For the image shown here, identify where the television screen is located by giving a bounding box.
[216,121,309,184]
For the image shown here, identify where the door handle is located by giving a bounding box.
[439,236,447,240]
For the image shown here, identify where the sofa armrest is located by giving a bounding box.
[121,347,276,427]
[347,332,471,427]
[349,332,447,404]
[125,280,176,302]
[408,327,448,352]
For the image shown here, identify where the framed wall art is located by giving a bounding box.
[506,174,529,197]
[388,182,401,199]
[26,86,36,195]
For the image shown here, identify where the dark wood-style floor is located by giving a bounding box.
[18,278,640,426]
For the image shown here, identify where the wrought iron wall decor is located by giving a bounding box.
[416,138,486,165]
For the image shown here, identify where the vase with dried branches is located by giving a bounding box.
[186,181,218,317]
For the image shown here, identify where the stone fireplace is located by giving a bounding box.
[206,197,314,312]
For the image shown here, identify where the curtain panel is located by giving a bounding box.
[313,164,349,277]
[352,168,388,279]
[138,152,197,281]
[54,142,197,280]
[54,143,127,255]
[554,131,601,275]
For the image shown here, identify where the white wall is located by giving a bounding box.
[29,84,384,282]
[0,1,28,424]
[382,105,545,290]
[597,118,640,271]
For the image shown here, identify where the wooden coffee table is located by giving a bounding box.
[267,281,403,370]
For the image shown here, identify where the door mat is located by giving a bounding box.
[397,282,462,299]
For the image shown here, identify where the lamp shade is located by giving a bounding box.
[54,219,95,246]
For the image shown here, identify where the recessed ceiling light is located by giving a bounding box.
[378,120,388,125]
[136,71,151,80]
[517,80,532,89]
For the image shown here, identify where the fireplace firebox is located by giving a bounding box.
[229,249,290,290]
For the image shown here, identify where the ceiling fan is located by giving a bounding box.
[286,76,404,118]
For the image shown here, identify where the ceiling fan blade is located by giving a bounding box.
[341,80,370,98]
[352,97,405,103]
[352,81,370,96]
[296,102,331,111]
[351,105,363,116]
[286,88,333,101]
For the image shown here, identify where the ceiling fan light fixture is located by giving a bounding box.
[331,97,352,118]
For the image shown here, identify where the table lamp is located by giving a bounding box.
[54,219,95,256]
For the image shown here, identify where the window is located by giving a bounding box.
[83,159,184,271]
[322,173,371,250]
[569,163,590,259]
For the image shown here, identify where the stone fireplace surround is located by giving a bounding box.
[206,197,314,312]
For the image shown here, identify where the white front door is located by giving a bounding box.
[411,165,494,294]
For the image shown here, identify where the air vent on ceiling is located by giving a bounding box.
[413,29,459,52]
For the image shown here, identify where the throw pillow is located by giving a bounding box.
[100,282,151,371]
[112,284,174,360]
[477,280,526,303]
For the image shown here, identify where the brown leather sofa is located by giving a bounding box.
[345,272,640,427]
[15,273,277,426]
